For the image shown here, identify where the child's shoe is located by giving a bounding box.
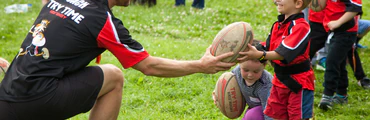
[318,94,333,110]
[332,94,348,105]
[358,77,370,89]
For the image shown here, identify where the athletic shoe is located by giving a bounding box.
[358,77,370,89]
[316,57,326,71]
[318,94,333,110]
[332,95,348,105]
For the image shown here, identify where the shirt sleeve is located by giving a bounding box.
[343,0,362,14]
[96,12,149,68]
[275,22,310,63]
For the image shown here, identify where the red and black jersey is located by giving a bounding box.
[323,0,362,32]
[0,0,149,102]
[308,9,325,23]
[264,13,315,90]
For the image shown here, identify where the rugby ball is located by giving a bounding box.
[214,72,246,119]
[0,57,10,77]
[309,0,327,12]
[210,22,253,63]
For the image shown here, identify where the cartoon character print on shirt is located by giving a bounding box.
[19,19,50,59]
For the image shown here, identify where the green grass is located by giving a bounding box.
[1,0,370,119]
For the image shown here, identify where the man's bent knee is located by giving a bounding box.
[98,64,124,97]
[100,64,124,83]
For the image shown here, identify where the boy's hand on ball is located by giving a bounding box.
[200,46,236,74]
[237,44,260,61]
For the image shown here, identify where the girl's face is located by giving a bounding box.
[240,60,265,85]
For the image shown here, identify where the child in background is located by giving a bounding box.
[312,18,370,89]
[238,0,314,119]
[318,0,362,110]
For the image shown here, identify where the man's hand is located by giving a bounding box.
[212,91,218,106]
[199,46,236,74]
[132,46,235,77]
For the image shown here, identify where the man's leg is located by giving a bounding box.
[89,64,124,120]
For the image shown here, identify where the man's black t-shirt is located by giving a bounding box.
[0,0,149,102]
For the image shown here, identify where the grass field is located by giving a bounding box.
[1,0,370,119]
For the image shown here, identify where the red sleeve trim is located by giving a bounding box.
[97,12,149,68]
[349,0,362,7]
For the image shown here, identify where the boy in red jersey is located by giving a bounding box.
[318,0,362,110]
[239,0,314,119]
